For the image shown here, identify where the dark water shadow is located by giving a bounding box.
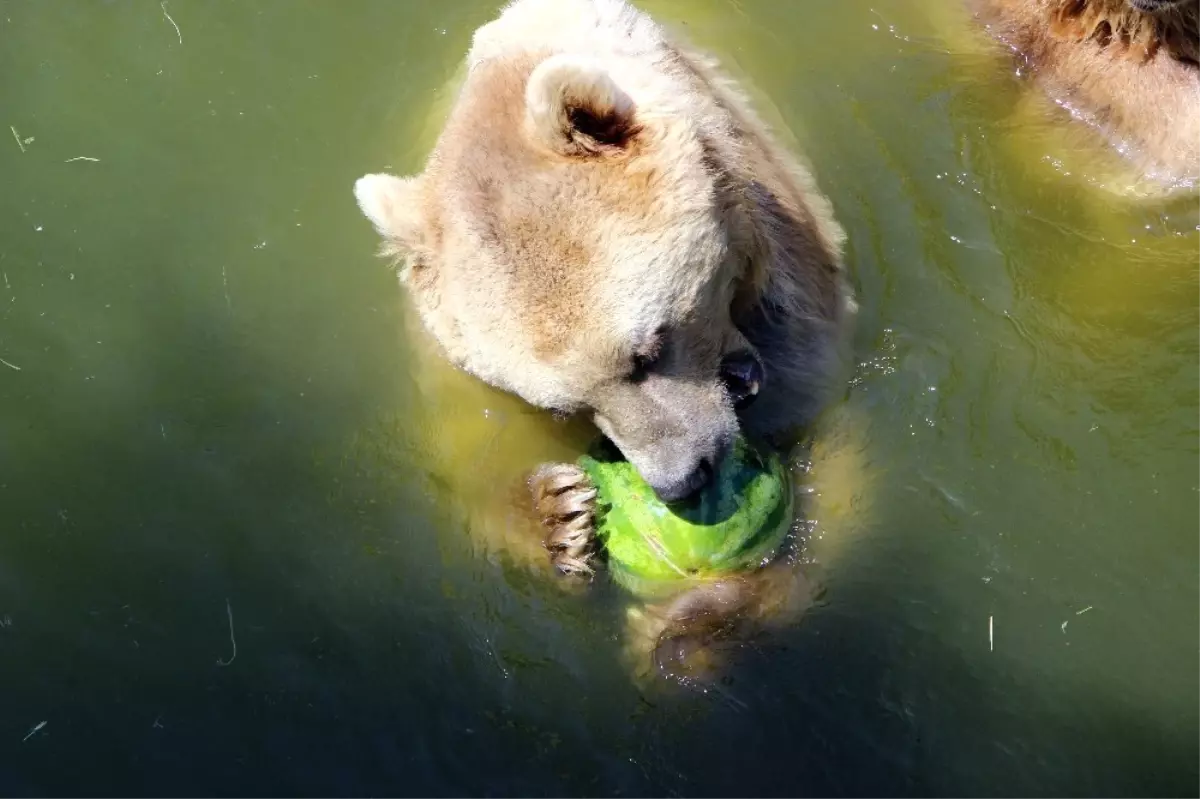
[0,201,626,796]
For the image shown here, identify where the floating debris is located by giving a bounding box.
[161,2,182,45]
[215,598,237,666]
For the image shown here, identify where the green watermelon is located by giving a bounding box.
[577,436,793,599]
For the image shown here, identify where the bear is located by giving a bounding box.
[353,0,857,683]
[969,0,1200,192]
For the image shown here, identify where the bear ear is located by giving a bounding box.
[353,173,425,252]
[524,54,639,156]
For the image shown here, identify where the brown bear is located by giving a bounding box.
[970,0,1199,191]
[354,0,857,681]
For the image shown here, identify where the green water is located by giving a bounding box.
[1,0,1196,795]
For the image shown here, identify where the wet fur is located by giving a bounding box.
[355,0,853,682]
[1044,0,1198,63]
[971,0,1200,187]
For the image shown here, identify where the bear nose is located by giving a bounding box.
[652,456,715,504]
[720,350,765,409]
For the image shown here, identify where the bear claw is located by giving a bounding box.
[529,462,599,577]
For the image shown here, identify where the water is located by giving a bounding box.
[1,0,1196,795]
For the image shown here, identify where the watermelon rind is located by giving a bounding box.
[578,437,793,598]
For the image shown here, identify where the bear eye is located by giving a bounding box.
[628,351,655,383]
[624,326,672,383]
[626,328,666,383]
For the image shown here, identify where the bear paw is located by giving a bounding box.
[649,580,753,684]
[529,462,598,578]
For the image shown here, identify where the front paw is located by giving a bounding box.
[529,462,598,578]
[623,600,733,689]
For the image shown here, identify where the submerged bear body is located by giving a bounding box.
[972,0,1200,190]
[354,0,855,682]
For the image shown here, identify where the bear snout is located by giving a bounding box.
[592,384,738,505]
[633,429,734,505]
[651,455,717,504]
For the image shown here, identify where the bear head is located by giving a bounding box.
[355,2,814,503]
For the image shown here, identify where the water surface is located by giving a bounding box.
[1,0,1197,795]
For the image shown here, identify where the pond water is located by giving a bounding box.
[1,0,1197,795]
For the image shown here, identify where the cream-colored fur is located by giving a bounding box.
[970,0,1200,191]
[354,0,858,683]
[355,0,852,497]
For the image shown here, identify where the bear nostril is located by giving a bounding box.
[654,458,716,505]
[680,457,715,501]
